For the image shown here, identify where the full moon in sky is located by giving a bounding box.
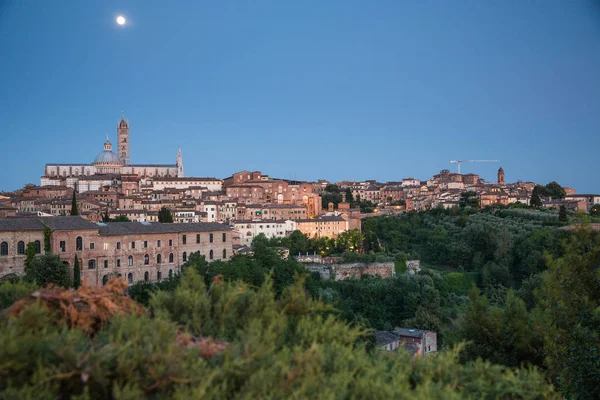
[116,15,126,25]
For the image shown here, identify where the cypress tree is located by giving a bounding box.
[70,190,79,216]
[558,205,568,222]
[73,255,81,289]
[158,207,173,223]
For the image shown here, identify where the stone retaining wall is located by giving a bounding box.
[304,261,395,281]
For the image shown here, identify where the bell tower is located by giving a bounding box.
[497,167,505,185]
[176,146,184,177]
[117,113,130,165]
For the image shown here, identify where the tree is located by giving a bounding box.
[544,181,566,199]
[73,255,81,289]
[24,242,36,271]
[43,226,52,253]
[530,187,543,209]
[558,205,568,222]
[158,207,174,223]
[345,188,354,204]
[0,269,556,398]
[459,191,479,208]
[70,190,79,216]
[534,228,600,398]
[24,253,71,288]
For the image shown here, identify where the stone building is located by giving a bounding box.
[232,219,296,245]
[41,115,184,188]
[498,167,505,185]
[295,215,348,239]
[0,216,232,285]
[375,328,437,357]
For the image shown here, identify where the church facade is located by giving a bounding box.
[41,115,184,190]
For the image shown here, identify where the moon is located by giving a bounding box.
[116,15,126,26]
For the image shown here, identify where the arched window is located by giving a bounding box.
[76,236,83,251]
[157,254,162,264]
[144,254,149,265]
[209,250,214,260]
[128,255,133,266]
[0,241,8,256]
[127,273,133,284]
[169,253,173,263]
[144,271,149,282]
[223,249,227,259]
[34,240,41,254]
[17,241,25,255]
[182,252,187,262]
[157,271,162,281]
[102,275,109,285]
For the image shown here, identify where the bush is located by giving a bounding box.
[0,269,557,399]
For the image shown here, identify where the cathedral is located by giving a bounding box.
[41,115,184,189]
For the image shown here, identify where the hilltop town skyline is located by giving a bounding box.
[1,1,599,193]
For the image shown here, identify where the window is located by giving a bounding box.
[60,241,66,253]
[102,275,109,286]
[34,240,41,254]
[0,241,8,256]
[169,239,173,247]
[17,241,25,255]
[157,240,161,247]
[157,271,162,281]
[223,249,227,259]
[182,252,187,262]
[157,254,162,264]
[127,273,133,284]
[144,271,149,282]
[104,260,108,268]
[76,236,83,251]
[103,243,109,251]
[128,256,133,266]
[131,241,135,249]
[169,253,173,263]
[222,232,227,242]
[209,233,213,243]
[90,243,95,250]
[143,241,148,248]
[117,259,121,267]
[116,242,121,250]
[144,254,149,265]
[209,250,214,260]
[88,260,96,269]
[196,234,200,244]
[182,235,187,244]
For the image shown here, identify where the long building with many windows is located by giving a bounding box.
[0,216,232,285]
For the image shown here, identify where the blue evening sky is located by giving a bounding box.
[1,0,599,193]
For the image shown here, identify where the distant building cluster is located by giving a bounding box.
[1,116,599,284]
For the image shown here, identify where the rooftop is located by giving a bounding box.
[98,221,232,236]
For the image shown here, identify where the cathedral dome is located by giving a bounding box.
[93,150,121,164]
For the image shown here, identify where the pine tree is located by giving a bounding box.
[73,255,81,289]
[70,190,79,216]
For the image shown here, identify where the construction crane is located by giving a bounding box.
[449,160,499,174]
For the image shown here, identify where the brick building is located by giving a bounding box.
[0,216,232,286]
